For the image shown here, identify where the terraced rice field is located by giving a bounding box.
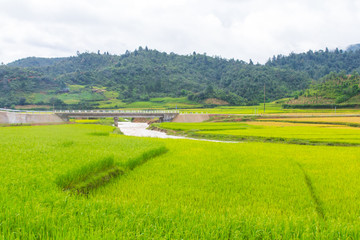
[1,122,360,239]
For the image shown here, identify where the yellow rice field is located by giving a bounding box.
[247,121,335,127]
[262,117,360,124]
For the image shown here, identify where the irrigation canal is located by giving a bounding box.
[117,122,238,143]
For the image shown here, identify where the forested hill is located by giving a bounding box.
[0,48,310,108]
[2,46,360,109]
[285,71,360,107]
[266,47,360,79]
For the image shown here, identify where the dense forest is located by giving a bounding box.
[266,47,360,79]
[1,46,360,109]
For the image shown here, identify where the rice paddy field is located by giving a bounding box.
[1,118,360,239]
[261,116,360,126]
[159,120,360,145]
[178,103,360,114]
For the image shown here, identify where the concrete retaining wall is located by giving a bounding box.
[0,112,64,124]
[172,114,210,123]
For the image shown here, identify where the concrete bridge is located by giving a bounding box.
[54,110,180,126]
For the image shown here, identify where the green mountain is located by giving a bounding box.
[346,44,360,52]
[285,71,360,107]
[266,47,360,79]
[3,46,360,109]
[0,48,311,109]
[8,57,66,68]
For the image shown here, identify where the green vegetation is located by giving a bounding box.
[1,48,312,109]
[259,117,360,128]
[285,71,360,107]
[55,156,120,191]
[158,121,360,145]
[1,123,360,238]
[267,47,360,79]
[180,103,360,114]
[3,43,360,239]
[55,146,167,194]
[180,103,282,114]
[3,47,360,110]
[70,117,125,126]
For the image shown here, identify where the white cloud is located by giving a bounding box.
[0,0,360,63]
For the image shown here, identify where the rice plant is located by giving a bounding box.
[1,124,360,239]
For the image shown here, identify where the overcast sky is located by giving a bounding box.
[1,0,360,64]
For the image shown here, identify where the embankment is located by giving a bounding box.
[172,114,210,123]
[0,111,64,124]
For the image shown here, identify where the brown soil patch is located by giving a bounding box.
[172,114,210,123]
[204,98,229,105]
[132,118,158,124]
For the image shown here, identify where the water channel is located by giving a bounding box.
[118,122,185,139]
[117,122,238,143]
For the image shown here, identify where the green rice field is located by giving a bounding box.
[159,121,360,145]
[1,121,360,239]
[178,103,360,114]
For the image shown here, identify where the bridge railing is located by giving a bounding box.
[0,108,54,114]
[1,108,211,114]
[53,110,180,114]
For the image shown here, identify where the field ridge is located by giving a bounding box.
[56,146,168,194]
[296,162,325,220]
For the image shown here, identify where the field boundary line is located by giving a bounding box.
[296,162,325,220]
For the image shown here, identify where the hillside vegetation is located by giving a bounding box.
[266,47,360,79]
[1,48,310,109]
[285,71,360,107]
[2,46,360,109]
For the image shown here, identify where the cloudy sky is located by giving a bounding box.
[1,0,360,64]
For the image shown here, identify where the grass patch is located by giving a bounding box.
[60,140,74,147]
[112,128,123,135]
[88,132,110,136]
[0,123,32,127]
[71,119,100,124]
[55,156,117,191]
[72,117,125,126]
[124,146,168,170]
[55,146,168,194]
[98,118,115,126]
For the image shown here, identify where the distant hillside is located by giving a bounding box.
[0,48,311,109]
[347,44,360,52]
[285,71,360,107]
[8,57,66,68]
[266,47,360,79]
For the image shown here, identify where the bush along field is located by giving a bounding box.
[1,123,360,238]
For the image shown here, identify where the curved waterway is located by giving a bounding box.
[118,122,184,139]
[118,122,238,143]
